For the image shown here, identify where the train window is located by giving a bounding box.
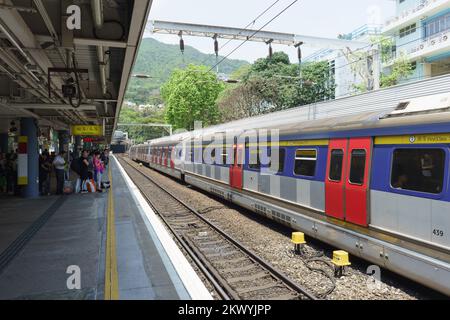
[349,149,366,185]
[294,149,317,177]
[329,149,344,181]
[391,148,445,194]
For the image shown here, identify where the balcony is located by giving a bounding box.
[383,0,450,34]
[409,30,450,59]
[384,30,450,66]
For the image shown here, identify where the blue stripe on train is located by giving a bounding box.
[243,145,328,182]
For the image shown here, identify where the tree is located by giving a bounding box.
[343,36,414,93]
[378,37,414,87]
[161,65,224,130]
[125,38,247,105]
[218,77,275,122]
[118,106,168,144]
[380,55,414,87]
[217,52,335,121]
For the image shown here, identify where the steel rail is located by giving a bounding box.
[120,160,232,300]
[119,156,318,300]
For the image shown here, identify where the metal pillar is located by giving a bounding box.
[73,136,81,159]
[20,118,39,198]
[0,132,8,153]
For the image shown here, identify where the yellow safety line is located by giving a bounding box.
[105,166,119,300]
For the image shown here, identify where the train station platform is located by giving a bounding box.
[0,156,211,300]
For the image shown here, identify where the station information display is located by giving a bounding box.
[71,125,103,137]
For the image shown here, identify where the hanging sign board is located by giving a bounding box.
[71,125,103,137]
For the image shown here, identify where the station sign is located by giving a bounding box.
[83,137,105,143]
[71,125,103,137]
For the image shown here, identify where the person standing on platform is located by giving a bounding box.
[101,148,110,170]
[39,152,52,196]
[93,151,104,192]
[79,150,90,193]
[53,151,66,195]
[5,153,16,195]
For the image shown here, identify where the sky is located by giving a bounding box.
[144,0,396,63]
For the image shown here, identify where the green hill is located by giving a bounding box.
[125,37,249,105]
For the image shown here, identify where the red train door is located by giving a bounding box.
[230,144,243,189]
[164,147,169,167]
[325,137,371,227]
[325,139,348,220]
[344,137,371,226]
[169,147,175,168]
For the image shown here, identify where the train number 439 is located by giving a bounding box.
[433,229,444,237]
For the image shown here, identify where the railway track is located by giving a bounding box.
[117,156,318,300]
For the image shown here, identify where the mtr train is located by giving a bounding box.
[130,92,450,295]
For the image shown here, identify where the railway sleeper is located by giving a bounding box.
[235,282,287,295]
[221,264,261,274]
[226,271,270,284]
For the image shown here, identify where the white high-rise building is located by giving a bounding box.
[305,24,382,98]
[383,0,450,81]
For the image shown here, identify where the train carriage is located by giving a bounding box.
[130,92,450,295]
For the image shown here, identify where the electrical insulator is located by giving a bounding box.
[214,38,219,57]
[179,38,185,54]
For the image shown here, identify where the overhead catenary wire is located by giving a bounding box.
[151,2,450,105]
[217,0,282,52]
[206,3,440,77]
[176,0,285,76]
[146,0,296,90]
[208,0,300,73]
[165,0,300,88]
[266,25,450,87]
[134,25,450,88]
[310,22,450,73]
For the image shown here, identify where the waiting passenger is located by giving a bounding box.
[79,150,90,194]
[5,153,17,195]
[93,151,105,192]
[39,153,52,196]
[53,151,66,195]
[101,148,110,169]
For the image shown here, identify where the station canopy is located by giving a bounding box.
[0,0,153,143]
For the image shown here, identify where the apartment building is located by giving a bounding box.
[383,0,450,81]
[304,24,381,98]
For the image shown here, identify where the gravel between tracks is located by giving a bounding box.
[122,158,440,300]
